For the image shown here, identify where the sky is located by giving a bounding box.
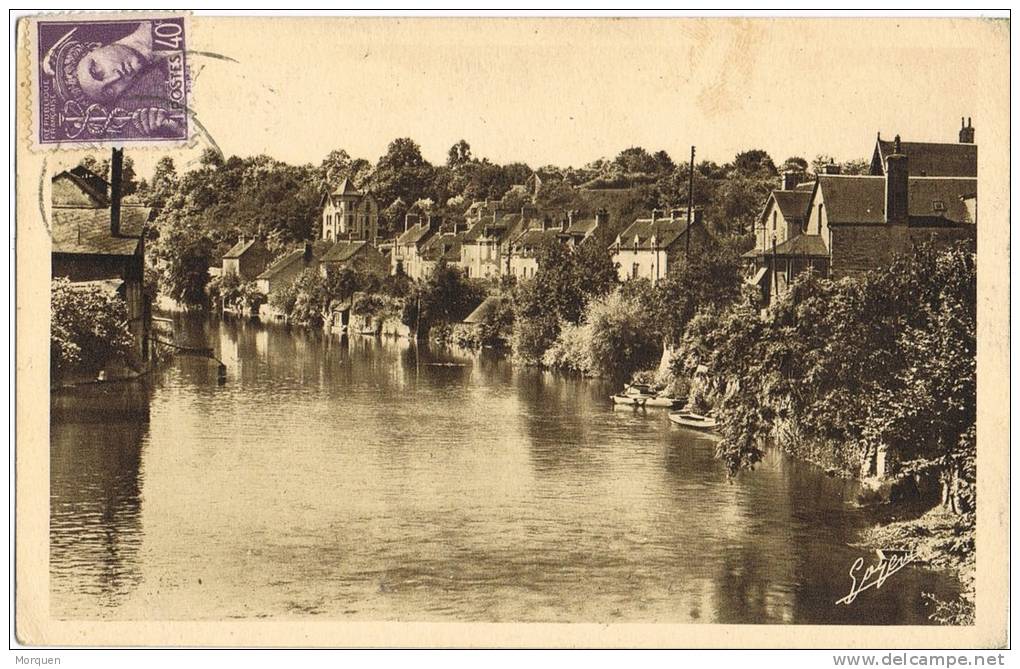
[84,16,1006,181]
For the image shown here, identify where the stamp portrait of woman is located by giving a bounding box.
[41,20,187,140]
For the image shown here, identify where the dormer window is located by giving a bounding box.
[933,200,946,212]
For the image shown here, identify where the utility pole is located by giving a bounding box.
[686,145,695,256]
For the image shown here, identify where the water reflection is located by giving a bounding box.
[50,314,959,622]
[51,418,146,615]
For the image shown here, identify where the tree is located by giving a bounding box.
[370,137,435,208]
[446,139,473,168]
[613,146,660,174]
[78,154,110,179]
[652,236,743,346]
[779,156,809,173]
[147,155,178,212]
[403,260,486,336]
[730,149,777,176]
[151,208,214,305]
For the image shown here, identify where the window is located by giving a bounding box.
[632,263,640,279]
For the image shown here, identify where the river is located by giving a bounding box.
[50,313,958,623]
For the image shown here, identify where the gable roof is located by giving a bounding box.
[873,139,977,178]
[564,217,598,238]
[511,226,562,254]
[52,168,111,208]
[462,295,500,324]
[223,238,263,259]
[320,240,370,263]
[420,231,464,262]
[52,205,150,256]
[257,241,332,280]
[614,215,697,250]
[768,234,828,257]
[815,175,976,225]
[396,221,437,246]
[771,190,813,221]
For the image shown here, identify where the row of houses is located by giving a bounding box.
[220,119,978,314]
[746,119,977,306]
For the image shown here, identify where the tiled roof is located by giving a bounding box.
[771,190,813,221]
[421,231,464,262]
[462,295,499,324]
[257,242,332,280]
[614,216,694,250]
[875,140,977,178]
[564,217,598,237]
[223,238,259,259]
[762,234,829,257]
[817,175,976,225]
[396,222,436,246]
[52,205,150,256]
[511,227,562,257]
[321,240,368,263]
[54,168,110,207]
[462,212,522,243]
[332,178,362,197]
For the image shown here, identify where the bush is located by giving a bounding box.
[51,278,135,379]
[541,321,593,374]
[585,289,661,378]
[538,287,661,378]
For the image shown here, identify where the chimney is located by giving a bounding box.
[959,117,975,144]
[595,208,608,229]
[651,209,662,223]
[567,210,575,226]
[693,209,704,226]
[822,159,841,175]
[303,240,313,262]
[782,170,804,190]
[885,135,909,226]
[426,213,440,231]
[110,147,123,236]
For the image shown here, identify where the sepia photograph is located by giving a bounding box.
[12,11,1011,651]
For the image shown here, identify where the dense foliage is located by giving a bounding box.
[510,241,618,364]
[402,261,487,337]
[51,278,135,379]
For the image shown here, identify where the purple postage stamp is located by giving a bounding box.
[36,16,189,145]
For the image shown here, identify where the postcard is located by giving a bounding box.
[13,13,1010,648]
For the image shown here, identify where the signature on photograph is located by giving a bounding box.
[836,550,917,606]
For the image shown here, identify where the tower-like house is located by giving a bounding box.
[320,178,379,244]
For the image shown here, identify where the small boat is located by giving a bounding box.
[612,394,649,406]
[611,383,682,408]
[668,410,719,430]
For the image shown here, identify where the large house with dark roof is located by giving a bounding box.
[749,123,977,306]
[869,118,977,177]
[610,207,706,283]
[51,154,153,366]
[320,178,380,244]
